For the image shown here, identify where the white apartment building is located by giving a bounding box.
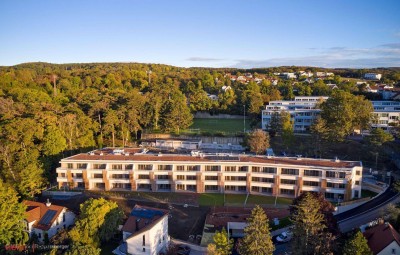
[371,101,400,130]
[56,148,362,201]
[261,96,328,132]
[364,73,382,80]
[113,205,168,255]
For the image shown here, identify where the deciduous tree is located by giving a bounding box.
[246,129,270,155]
[342,231,372,255]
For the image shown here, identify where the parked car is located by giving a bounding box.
[276,231,293,243]
[177,245,191,255]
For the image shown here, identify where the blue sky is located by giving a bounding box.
[0,0,399,68]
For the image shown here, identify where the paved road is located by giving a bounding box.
[335,186,400,232]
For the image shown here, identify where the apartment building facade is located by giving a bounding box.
[56,148,362,201]
[372,101,400,131]
[261,96,328,132]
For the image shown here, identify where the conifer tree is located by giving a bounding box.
[290,192,326,255]
[342,231,372,255]
[239,205,274,255]
[207,227,233,255]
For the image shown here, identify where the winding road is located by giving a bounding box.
[335,186,400,233]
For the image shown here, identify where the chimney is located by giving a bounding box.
[46,199,51,207]
[136,218,141,231]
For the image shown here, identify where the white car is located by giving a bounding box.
[276,231,293,243]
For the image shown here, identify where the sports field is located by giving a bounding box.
[190,118,252,134]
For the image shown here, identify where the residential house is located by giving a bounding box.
[221,85,232,92]
[113,205,168,255]
[364,73,382,80]
[364,222,400,255]
[24,200,75,243]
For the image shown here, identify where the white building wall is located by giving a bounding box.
[126,216,168,255]
[378,241,400,255]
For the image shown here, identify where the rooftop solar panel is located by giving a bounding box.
[131,208,163,219]
[206,156,240,161]
[39,210,57,226]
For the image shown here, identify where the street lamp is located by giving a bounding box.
[146,70,152,85]
[243,105,246,133]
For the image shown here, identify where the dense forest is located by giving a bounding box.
[0,62,399,198]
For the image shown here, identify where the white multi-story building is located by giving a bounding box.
[113,205,168,255]
[261,96,328,132]
[364,73,382,80]
[24,200,75,243]
[371,101,400,130]
[56,148,362,201]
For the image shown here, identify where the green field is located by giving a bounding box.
[198,193,293,207]
[189,118,252,134]
[199,193,225,206]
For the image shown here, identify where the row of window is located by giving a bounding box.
[60,167,356,178]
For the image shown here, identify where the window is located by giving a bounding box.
[205,185,218,191]
[281,179,297,185]
[77,163,87,169]
[280,188,295,195]
[252,177,260,182]
[304,170,321,177]
[158,165,172,171]
[176,165,185,171]
[138,175,150,179]
[138,164,152,170]
[112,164,123,170]
[63,213,65,222]
[177,175,185,180]
[225,185,236,191]
[187,165,199,171]
[93,174,103,179]
[205,165,219,171]
[67,163,73,169]
[187,185,196,191]
[252,167,260,173]
[186,175,197,180]
[143,248,146,252]
[281,168,299,175]
[263,167,277,174]
[303,181,319,187]
[177,184,184,190]
[238,186,247,191]
[251,186,259,192]
[38,233,41,238]
[355,181,360,185]
[157,175,169,180]
[356,171,361,176]
[238,166,248,172]
[93,164,106,169]
[225,166,236,172]
[205,176,218,181]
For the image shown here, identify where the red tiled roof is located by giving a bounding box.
[364,223,400,254]
[65,152,360,168]
[23,200,65,231]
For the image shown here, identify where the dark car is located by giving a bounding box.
[177,245,191,255]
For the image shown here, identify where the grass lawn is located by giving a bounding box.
[361,189,379,198]
[246,194,293,205]
[225,194,247,204]
[199,193,224,206]
[270,216,292,231]
[189,118,251,134]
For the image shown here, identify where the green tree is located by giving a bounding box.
[290,192,327,255]
[42,124,67,156]
[246,129,270,155]
[208,227,233,255]
[366,128,394,147]
[342,231,372,255]
[0,181,28,246]
[65,244,101,255]
[239,205,274,255]
[319,91,372,141]
[69,198,123,248]
[280,111,294,149]
[266,111,281,136]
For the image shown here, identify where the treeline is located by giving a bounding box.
[0,62,399,198]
